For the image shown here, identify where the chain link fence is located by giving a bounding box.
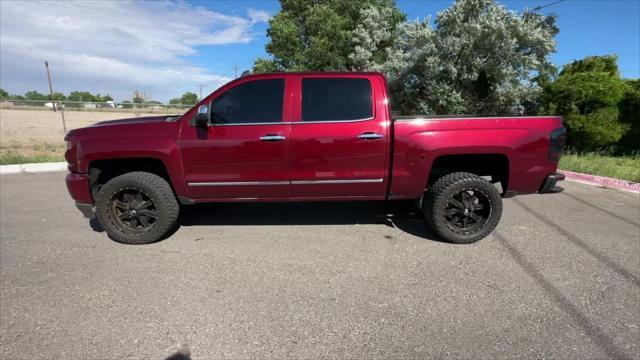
[0,99,194,113]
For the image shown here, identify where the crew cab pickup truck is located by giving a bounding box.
[65,72,566,244]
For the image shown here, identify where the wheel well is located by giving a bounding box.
[428,154,509,192]
[88,158,172,198]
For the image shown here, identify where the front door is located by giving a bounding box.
[290,76,390,198]
[179,77,292,200]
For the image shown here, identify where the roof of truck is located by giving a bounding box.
[242,71,385,78]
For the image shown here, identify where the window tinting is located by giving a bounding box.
[302,78,373,122]
[212,79,284,124]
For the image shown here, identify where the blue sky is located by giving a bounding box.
[1,0,638,102]
[190,0,640,79]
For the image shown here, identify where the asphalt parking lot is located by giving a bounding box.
[1,172,638,359]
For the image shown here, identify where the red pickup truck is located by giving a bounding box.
[65,72,565,245]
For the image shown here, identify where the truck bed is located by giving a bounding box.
[389,115,564,199]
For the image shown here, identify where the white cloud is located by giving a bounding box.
[0,0,270,101]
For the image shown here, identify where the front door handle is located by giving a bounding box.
[259,134,286,142]
[358,132,384,140]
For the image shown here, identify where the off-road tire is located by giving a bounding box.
[95,172,179,244]
[423,172,502,244]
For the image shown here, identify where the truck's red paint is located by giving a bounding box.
[64,72,563,206]
[390,116,563,199]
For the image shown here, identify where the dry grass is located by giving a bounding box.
[0,142,66,165]
[0,108,184,164]
[0,108,180,145]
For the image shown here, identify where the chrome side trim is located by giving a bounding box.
[188,178,384,187]
[206,117,377,126]
[295,117,376,124]
[188,181,289,187]
[209,122,290,126]
[291,178,383,185]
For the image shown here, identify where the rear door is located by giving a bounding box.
[179,76,292,200]
[290,75,390,198]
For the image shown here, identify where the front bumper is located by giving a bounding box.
[76,203,95,219]
[539,172,566,193]
[65,172,92,203]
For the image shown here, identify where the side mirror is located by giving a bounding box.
[192,104,210,127]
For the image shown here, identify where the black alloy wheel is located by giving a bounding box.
[443,188,492,235]
[109,189,159,234]
[423,172,503,244]
[95,172,179,244]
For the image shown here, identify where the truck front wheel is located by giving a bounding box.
[95,172,179,244]
[423,172,502,244]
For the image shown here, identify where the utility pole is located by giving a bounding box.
[44,61,67,134]
[198,85,203,100]
[234,64,238,78]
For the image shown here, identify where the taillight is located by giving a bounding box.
[548,127,566,161]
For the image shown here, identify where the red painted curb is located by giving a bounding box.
[559,169,640,193]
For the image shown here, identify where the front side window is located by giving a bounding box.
[302,78,373,122]
[212,79,285,124]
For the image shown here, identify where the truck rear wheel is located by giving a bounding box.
[423,172,502,244]
[95,172,179,244]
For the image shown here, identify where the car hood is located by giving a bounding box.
[65,115,182,140]
[90,115,180,127]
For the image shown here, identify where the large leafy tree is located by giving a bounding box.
[351,0,558,115]
[253,0,405,72]
[180,92,199,105]
[618,79,640,153]
[541,55,631,152]
[67,91,96,102]
[24,91,48,101]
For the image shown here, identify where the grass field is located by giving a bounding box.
[0,143,65,165]
[559,152,640,183]
[0,108,179,165]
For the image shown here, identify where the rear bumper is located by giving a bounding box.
[539,173,566,193]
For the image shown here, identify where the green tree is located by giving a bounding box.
[169,98,182,105]
[67,91,96,102]
[24,90,48,105]
[24,90,48,101]
[0,88,8,99]
[253,0,405,72]
[180,92,199,105]
[618,79,640,153]
[132,90,146,104]
[541,55,630,152]
[94,94,113,102]
[351,0,558,115]
[49,92,66,101]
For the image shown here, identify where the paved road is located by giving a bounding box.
[1,172,639,359]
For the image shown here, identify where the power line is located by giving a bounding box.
[532,0,567,11]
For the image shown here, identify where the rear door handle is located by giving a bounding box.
[358,132,384,140]
[259,134,286,142]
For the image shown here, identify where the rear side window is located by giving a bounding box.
[212,79,284,124]
[302,78,373,122]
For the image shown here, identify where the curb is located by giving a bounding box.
[558,169,640,194]
[0,162,67,175]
